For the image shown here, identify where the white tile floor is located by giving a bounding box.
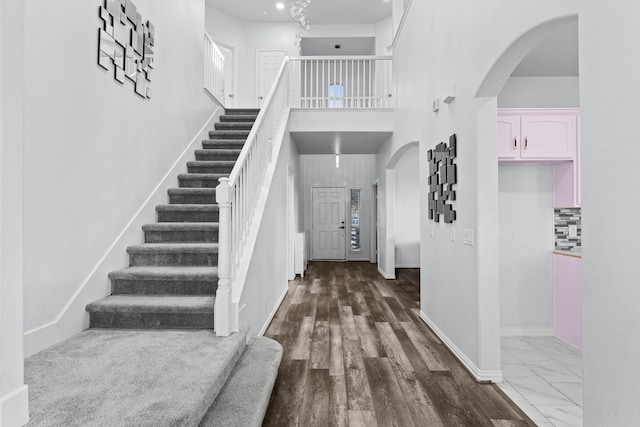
[500,336,583,427]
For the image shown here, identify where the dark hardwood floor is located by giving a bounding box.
[263,262,533,427]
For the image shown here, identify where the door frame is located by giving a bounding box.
[310,186,347,261]
[288,168,295,280]
[212,39,237,108]
[370,180,379,264]
[255,49,286,107]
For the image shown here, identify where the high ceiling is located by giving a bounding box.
[205,0,392,25]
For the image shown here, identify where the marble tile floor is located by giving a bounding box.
[499,336,583,427]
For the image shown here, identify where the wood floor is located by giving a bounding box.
[263,262,534,427]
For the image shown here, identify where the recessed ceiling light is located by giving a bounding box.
[276,2,285,10]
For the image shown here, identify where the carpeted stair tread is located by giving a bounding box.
[127,243,219,253]
[202,139,247,149]
[187,161,236,174]
[224,108,260,115]
[87,295,215,313]
[195,149,242,161]
[25,327,248,426]
[143,222,219,232]
[200,337,283,427]
[109,265,218,280]
[178,173,228,181]
[156,204,219,212]
[219,115,258,122]
[208,129,251,139]
[214,122,254,130]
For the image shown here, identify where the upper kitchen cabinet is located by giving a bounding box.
[498,109,579,162]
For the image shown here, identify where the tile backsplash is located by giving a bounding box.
[555,208,582,254]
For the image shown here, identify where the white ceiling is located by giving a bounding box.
[290,131,391,154]
[205,0,392,25]
[512,20,579,77]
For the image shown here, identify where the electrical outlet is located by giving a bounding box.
[463,229,474,246]
[430,225,434,238]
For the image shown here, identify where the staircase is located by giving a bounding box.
[86,109,259,329]
[21,108,285,427]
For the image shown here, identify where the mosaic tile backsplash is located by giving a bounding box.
[555,208,582,255]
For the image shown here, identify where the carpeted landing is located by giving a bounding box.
[24,109,283,426]
[25,325,282,427]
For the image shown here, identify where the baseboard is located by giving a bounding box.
[500,327,554,337]
[257,285,289,337]
[0,385,29,427]
[23,108,223,357]
[395,264,420,269]
[377,266,396,280]
[419,311,503,383]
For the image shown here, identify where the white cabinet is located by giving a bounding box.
[294,232,307,277]
[498,109,578,162]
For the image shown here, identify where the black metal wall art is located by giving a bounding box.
[428,134,457,223]
[98,0,154,99]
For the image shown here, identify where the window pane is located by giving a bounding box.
[350,189,361,251]
[329,83,344,108]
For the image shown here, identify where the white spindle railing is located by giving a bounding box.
[289,56,393,109]
[215,58,290,336]
[204,33,225,105]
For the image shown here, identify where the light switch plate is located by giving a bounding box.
[451,227,456,242]
[463,229,474,246]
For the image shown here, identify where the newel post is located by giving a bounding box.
[215,177,231,336]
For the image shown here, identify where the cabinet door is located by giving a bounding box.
[497,116,520,159]
[520,115,575,160]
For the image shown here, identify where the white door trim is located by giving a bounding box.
[256,49,286,107]
[212,39,237,108]
[370,180,379,264]
[288,168,295,280]
[310,186,347,261]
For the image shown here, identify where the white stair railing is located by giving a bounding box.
[289,56,393,109]
[215,58,290,336]
[204,33,225,105]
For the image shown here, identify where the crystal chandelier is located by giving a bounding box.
[290,0,311,48]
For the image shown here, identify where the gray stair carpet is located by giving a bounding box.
[25,326,249,427]
[200,337,283,427]
[86,108,259,329]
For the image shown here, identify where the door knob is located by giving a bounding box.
[339,226,345,229]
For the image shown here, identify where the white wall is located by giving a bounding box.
[0,0,29,424]
[394,146,420,268]
[499,165,554,331]
[580,2,640,424]
[384,0,578,378]
[498,76,580,108]
[241,121,301,336]
[205,6,297,107]
[300,154,376,261]
[23,0,214,333]
[375,17,394,55]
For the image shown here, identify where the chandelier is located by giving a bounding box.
[290,0,311,48]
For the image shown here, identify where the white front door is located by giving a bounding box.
[218,44,236,108]
[256,49,285,107]
[312,187,346,260]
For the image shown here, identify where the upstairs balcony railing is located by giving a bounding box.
[203,33,225,105]
[289,56,393,109]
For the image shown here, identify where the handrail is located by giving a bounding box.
[215,57,290,336]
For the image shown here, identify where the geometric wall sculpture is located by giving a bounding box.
[427,134,457,223]
[98,0,154,99]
